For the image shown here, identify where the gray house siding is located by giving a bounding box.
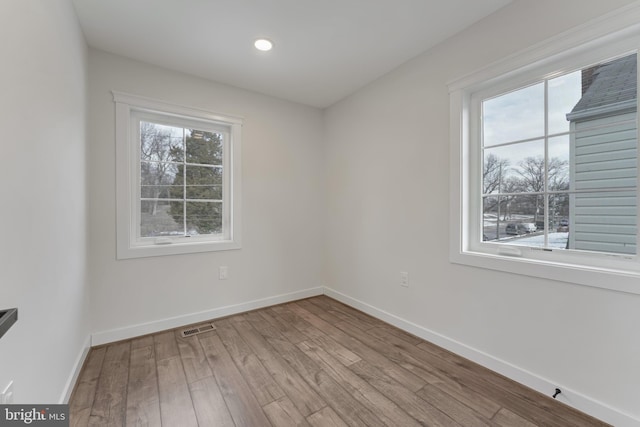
[567,54,637,255]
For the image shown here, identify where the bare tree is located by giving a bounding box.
[516,156,568,221]
[140,122,177,216]
[483,153,510,194]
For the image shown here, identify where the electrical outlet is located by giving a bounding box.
[400,271,409,287]
[1,381,14,404]
[219,266,228,280]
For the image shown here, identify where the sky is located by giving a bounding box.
[482,70,581,186]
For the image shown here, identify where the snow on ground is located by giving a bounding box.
[500,232,568,249]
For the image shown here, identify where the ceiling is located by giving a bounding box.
[72,0,512,108]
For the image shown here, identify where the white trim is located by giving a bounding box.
[90,287,323,346]
[112,91,243,125]
[59,335,91,404]
[323,287,640,427]
[113,91,243,259]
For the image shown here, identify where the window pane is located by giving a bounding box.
[483,196,506,241]
[483,195,544,241]
[548,70,581,135]
[186,201,222,235]
[483,140,544,192]
[569,191,637,255]
[548,136,570,191]
[140,200,184,237]
[186,130,223,165]
[141,161,181,199]
[499,194,543,244]
[483,82,544,146]
[185,165,223,200]
[140,122,183,162]
[548,193,570,229]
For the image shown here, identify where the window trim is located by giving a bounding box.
[114,91,242,259]
[449,4,640,295]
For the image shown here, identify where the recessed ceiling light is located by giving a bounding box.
[254,38,273,52]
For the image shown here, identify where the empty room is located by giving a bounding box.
[2,0,640,426]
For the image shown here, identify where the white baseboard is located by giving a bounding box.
[323,287,640,427]
[91,287,324,346]
[59,334,91,404]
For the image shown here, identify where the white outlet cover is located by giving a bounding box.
[400,271,409,287]
[219,266,228,280]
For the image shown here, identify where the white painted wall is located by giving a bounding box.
[87,51,325,338]
[324,0,640,423]
[0,0,90,403]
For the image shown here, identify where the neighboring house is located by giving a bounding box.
[566,54,638,255]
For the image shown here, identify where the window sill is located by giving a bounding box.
[117,239,241,259]
[450,249,640,295]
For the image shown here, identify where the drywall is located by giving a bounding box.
[0,0,90,403]
[324,0,640,423]
[87,50,325,338]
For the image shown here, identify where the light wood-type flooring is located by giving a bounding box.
[69,296,609,426]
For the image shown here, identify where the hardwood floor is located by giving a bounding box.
[69,296,609,426]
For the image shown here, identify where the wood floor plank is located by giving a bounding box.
[125,337,161,427]
[416,384,490,427]
[275,303,329,341]
[188,375,235,427]
[307,333,361,367]
[298,340,421,427]
[423,377,502,420]
[275,306,362,367]
[349,359,461,427]
[365,324,425,347]
[199,332,272,426]
[332,318,442,384]
[357,320,509,419]
[290,300,427,392]
[411,340,593,427]
[246,312,321,380]
[308,296,383,331]
[154,332,198,427]
[247,312,387,427]
[88,342,130,427]
[174,330,212,384]
[262,307,309,344]
[215,318,286,406]
[154,331,180,360]
[306,406,349,427]
[492,407,539,427]
[263,396,311,427]
[362,325,503,418]
[70,346,106,427]
[310,369,388,427]
[229,314,325,417]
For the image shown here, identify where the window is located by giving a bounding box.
[449,8,640,294]
[481,53,637,255]
[114,92,242,258]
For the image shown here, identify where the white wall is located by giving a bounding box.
[87,51,325,339]
[324,0,640,423]
[0,0,90,403]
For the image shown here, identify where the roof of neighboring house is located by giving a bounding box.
[567,54,637,121]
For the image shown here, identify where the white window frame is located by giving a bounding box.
[449,4,640,295]
[114,91,242,259]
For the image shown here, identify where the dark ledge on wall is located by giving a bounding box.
[0,308,17,340]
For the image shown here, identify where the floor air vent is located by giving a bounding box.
[181,323,216,338]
